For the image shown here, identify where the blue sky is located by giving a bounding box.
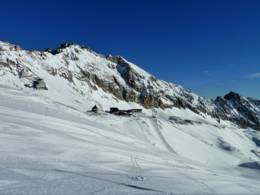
[1,0,260,98]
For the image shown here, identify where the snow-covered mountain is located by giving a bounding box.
[1,41,260,130]
[0,41,209,111]
[214,91,260,130]
[0,41,260,194]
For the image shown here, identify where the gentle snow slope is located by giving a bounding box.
[0,86,260,194]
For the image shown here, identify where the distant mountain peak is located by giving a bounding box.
[224,91,241,101]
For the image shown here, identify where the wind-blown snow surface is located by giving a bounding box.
[1,86,260,195]
[0,41,260,194]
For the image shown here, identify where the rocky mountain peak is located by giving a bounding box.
[224,91,241,101]
[214,91,260,130]
[0,41,260,130]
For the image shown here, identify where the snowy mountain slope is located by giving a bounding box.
[0,41,212,111]
[214,91,260,130]
[1,41,260,194]
[1,41,260,130]
[0,86,260,194]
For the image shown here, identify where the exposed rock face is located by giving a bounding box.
[107,55,144,91]
[214,91,260,130]
[106,55,211,111]
[0,41,260,130]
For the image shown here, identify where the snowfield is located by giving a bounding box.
[0,86,260,195]
[0,41,260,194]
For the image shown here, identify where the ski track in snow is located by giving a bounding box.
[0,87,260,194]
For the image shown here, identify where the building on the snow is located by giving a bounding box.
[32,78,48,90]
[108,107,142,116]
[45,48,53,53]
[14,45,22,51]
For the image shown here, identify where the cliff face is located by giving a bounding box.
[0,41,260,130]
[214,92,260,130]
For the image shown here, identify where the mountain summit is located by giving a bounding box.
[0,41,260,130]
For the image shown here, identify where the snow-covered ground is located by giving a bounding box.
[0,41,260,194]
[0,86,260,194]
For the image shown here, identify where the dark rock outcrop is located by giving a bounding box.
[214,91,260,130]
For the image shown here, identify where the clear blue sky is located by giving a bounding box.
[1,0,260,98]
